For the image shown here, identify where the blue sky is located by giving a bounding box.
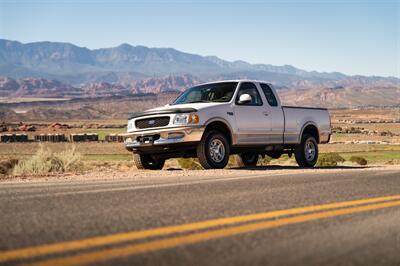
[0,0,399,77]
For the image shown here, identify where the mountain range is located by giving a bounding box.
[0,39,399,108]
[1,39,399,89]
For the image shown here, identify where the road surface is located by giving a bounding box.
[0,167,400,266]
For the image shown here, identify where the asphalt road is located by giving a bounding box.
[1,167,400,266]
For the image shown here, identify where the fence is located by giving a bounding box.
[0,133,118,143]
[105,134,126,142]
[0,134,29,143]
[34,134,67,142]
[70,133,99,142]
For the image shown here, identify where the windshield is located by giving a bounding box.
[172,82,238,105]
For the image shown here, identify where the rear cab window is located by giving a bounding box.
[260,83,278,107]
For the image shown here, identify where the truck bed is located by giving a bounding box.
[282,106,331,144]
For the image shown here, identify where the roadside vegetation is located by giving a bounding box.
[0,144,380,178]
[0,146,378,178]
[316,153,345,167]
[176,158,203,170]
[12,145,84,176]
[349,156,368,166]
[0,159,18,176]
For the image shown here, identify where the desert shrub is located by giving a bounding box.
[226,154,271,168]
[176,158,203,170]
[226,156,238,168]
[349,156,368,166]
[258,155,272,166]
[56,146,85,171]
[317,153,345,167]
[0,159,19,176]
[13,145,84,176]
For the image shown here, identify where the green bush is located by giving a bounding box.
[176,158,203,170]
[13,145,84,176]
[349,156,368,166]
[317,153,345,167]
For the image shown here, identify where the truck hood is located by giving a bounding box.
[128,102,227,120]
[151,102,227,111]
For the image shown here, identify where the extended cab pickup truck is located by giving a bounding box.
[125,80,331,170]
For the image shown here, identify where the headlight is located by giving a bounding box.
[173,113,199,125]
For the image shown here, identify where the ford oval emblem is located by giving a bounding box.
[148,120,155,125]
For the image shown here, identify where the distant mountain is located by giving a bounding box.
[1,39,399,88]
[0,74,201,98]
[129,74,201,94]
[2,76,399,109]
[279,86,400,108]
[0,77,82,98]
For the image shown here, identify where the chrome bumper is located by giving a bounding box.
[123,126,205,149]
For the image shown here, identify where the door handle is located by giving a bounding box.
[263,112,269,116]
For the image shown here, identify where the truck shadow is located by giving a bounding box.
[229,165,371,171]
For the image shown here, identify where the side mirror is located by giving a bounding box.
[238,94,252,104]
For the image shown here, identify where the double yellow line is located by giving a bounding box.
[2,195,400,266]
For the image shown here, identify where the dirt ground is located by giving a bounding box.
[2,164,399,183]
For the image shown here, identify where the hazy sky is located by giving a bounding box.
[0,0,399,77]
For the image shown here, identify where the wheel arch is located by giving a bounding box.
[204,118,234,146]
[300,122,320,143]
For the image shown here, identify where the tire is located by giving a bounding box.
[236,152,259,167]
[133,153,165,170]
[295,134,318,167]
[197,130,230,169]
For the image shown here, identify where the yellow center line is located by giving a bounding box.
[22,200,400,266]
[1,195,400,263]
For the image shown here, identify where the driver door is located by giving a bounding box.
[233,82,271,144]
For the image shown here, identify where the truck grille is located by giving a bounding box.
[135,117,170,129]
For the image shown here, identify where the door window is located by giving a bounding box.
[236,82,263,106]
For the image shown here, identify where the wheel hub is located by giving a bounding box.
[305,140,316,161]
[209,139,225,163]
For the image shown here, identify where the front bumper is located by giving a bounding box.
[123,126,205,149]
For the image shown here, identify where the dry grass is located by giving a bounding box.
[0,142,130,159]
[319,143,400,153]
[12,145,84,176]
[176,158,203,170]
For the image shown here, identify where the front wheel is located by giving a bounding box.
[197,130,230,169]
[236,152,259,167]
[295,134,318,167]
[133,153,165,170]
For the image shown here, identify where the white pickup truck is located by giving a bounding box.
[125,80,331,170]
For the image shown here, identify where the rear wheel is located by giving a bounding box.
[236,152,259,167]
[197,130,230,169]
[133,153,165,170]
[295,134,318,167]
